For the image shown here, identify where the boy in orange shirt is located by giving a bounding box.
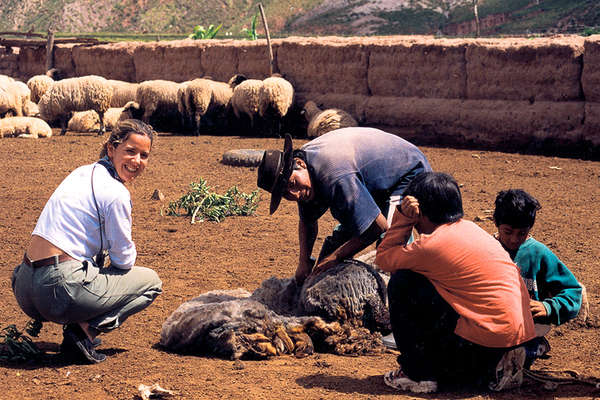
[375,172,535,392]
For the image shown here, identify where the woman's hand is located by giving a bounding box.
[310,254,338,277]
[400,195,420,219]
[530,299,548,318]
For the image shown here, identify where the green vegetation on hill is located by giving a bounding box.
[0,0,598,39]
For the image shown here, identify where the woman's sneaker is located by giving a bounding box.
[384,368,438,393]
[61,324,106,364]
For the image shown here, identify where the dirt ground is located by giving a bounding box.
[1,130,599,400]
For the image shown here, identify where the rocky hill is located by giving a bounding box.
[0,0,598,37]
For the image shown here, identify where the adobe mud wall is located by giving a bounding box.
[3,35,600,157]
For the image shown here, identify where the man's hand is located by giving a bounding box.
[400,195,420,219]
[295,258,314,286]
[530,299,548,318]
[310,254,339,277]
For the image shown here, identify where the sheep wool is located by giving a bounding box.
[67,110,100,132]
[107,79,139,108]
[27,74,54,103]
[231,78,263,129]
[134,79,184,132]
[182,78,233,135]
[38,75,112,135]
[258,75,294,119]
[0,116,52,138]
[304,100,358,138]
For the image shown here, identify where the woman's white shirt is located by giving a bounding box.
[32,163,136,269]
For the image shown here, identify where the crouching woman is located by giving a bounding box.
[375,172,535,392]
[12,119,162,364]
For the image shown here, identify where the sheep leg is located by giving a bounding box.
[194,113,202,136]
[97,111,106,136]
[60,116,68,135]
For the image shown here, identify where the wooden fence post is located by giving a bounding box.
[258,3,274,75]
[45,29,55,72]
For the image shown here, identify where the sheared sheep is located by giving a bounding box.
[129,79,184,132]
[303,100,358,138]
[107,79,139,108]
[27,74,54,103]
[38,75,112,136]
[160,259,389,360]
[230,75,263,134]
[180,77,233,135]
[0,116,52,138]
[258,75,294,137]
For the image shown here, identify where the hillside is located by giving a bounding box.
[0,0,598,37]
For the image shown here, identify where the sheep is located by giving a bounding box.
[0,74,14,87]
[230,75,263,134]
[23,100,40,117]
[131,79,184,132]
[27,74,54,103]
[303,100,358,138]
[67,110,100,132]
[107,79,139,108]
[258,75,294,137]
[67,107,127,132]
[38,75,112,136]
[0,116,52,138]
[180,77,233,135]
[160,259,389,360]
[0,80,30,118]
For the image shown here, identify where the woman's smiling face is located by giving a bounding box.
[107,133,151,183]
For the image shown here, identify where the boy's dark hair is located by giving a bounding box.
[403,172,464,224]
[493,189,541,229]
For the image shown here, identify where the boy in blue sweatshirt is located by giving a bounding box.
[493,189,583,367]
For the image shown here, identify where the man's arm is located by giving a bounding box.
[296,218,318,285]
[312,213,388,276]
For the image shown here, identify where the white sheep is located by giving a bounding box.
[258,75,294,137]
[0,80,31,118]
[181,77,233,135]
[0,116,52,138]
[67,110,100,132]
[23,100,40,117]
[0,74,14,87]
[303,100,358,138]
[230,75,263,133]
[130,79,184,132]
[67,107,126,132]
[38,75,112,136]
[107,79,139,108]
[27,74,54,103]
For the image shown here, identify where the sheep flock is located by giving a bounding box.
[2,69,358,139]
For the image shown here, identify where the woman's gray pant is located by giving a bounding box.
[12,258,162,332]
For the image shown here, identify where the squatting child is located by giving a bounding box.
[493,189,583,366]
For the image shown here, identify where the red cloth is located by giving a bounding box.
[376,212,535,348]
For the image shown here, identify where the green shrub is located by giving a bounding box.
[241,13,259,40]
[188,23,222,39]
[0,320,43,362]
[164,178,260,223]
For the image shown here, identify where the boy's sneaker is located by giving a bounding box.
[61,324,106,364]
[384,368,438,393]
[381,333,397,350]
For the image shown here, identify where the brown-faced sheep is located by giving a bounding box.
[0,116,52,138]
[230,75,263,134]
[180,78,233,135]
[160,259,389,360]
[258,75,294,137]
[303,100,358,138]
[38,75,112,135]
[27,74,54,103]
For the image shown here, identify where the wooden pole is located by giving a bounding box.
[45,29,55,72]
[258,3,274,75]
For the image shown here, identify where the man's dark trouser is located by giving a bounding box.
[387,269,506,388]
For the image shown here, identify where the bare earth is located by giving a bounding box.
[1,131,599,400]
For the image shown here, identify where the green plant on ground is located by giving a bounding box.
[241,13,258,40]
[0,320,43,362]
[188,23,222,39]
[581,27,600,36]
[164,178,260,223]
